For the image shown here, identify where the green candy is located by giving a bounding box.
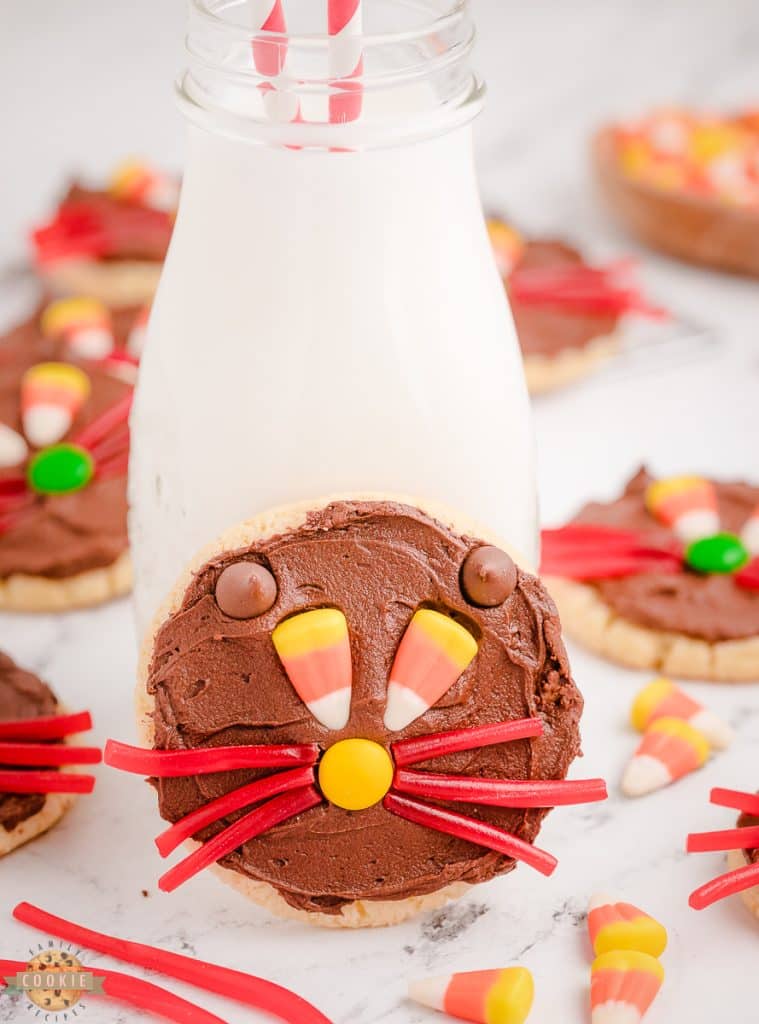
[685,532,750,575]
[27,444,94,496]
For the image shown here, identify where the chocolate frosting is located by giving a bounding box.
[0,307,133,579]
[572,468,759,642]
[63,184,172,263]
[510,241,620,358]
[0,651,58,832]
[738,810,759,864]
[147,501,583,914]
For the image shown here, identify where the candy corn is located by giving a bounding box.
[486,219,524,277]
[21,363,90,448]
[272,609,352,729]
[742,504,759,556]
[384,610,478,732]
[0,424,28,469]
[40,297,114,360]
[622,717,709,798]
[588,894,667,958]
[630,677,733,750]
[408,967,534,1024]
[127,305,150,359]
[109,160,179,212]
[591,950,664,1024]
[645,475,719,542]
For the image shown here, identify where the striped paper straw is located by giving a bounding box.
[250,0,299,123]
[328,0,363,123]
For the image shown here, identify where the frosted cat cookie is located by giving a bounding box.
[687,787,759,917]
[107,497,606,927]
[594,108,759,277]
[487,218,658,394]
[0,298,137,610]
[541,468,759,681]
[31,161,177,306]
[0,651,99,856]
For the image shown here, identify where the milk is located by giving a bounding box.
[130,14,537,639]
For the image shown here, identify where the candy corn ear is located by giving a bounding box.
[21,363,90,448]
[272,608,352,730]
[40,297,114,360]
[384,610,478,732]
[645,475,719,542]
[0,424,28,469]
[591,950,664,1024]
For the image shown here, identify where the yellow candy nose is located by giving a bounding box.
[318,738,394,811]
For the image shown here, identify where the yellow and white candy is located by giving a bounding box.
[21,363,91,448]
[631,677,732,750]
[645,475,719,542]
[40,297,114,360]
[109,160,179,212]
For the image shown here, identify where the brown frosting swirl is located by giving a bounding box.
[147,501,583,914]
[0,651,58,832]
[510,241,620,358]
[572,468,759,642]
[0,307,133,579]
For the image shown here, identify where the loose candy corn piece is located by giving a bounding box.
[0,424,28,469]
[384,610,478,731]
[486,218,525,277]
[591,950,664,1024]
[40,296,114,359]
[644,475,719,542]
[272,609,352,729]
[742,505,759,556]
[630,677,733,750]
[409,967,534,1024]
[21,363,90,447]
[622,717,709,798]
[588,894,667,958]
[109,160,179,212]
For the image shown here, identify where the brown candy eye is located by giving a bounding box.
[460,545,517,607]
[215,562,277,619]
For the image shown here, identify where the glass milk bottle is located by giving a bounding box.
[130,0,536,639]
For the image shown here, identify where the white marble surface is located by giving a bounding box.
[1,2,758,1022]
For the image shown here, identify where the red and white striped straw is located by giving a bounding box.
[328,0,363,124]
[250,0,299,123]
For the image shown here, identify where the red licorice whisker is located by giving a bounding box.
[0,958,226,1024]
[540,524,684,579]
[736,557,759,592]
[383,792,557,876]
[710,787,759,816]
[0,770,95,794]
[0,742,101,767]
[87,423,130,462]
[159,786,322,893]
[689,860,759,910]
[508,264,666,319]
[392,717,543,768]
[394,769,608,808]
[0,710,92,740]
[0,476,28,498]
[95,452,130,481]
[687,825,759,854]
[105,739,319,777]
[73,393,133,452]
[155,765,315,858]
[13,902,335,1024]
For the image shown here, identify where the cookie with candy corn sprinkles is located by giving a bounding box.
[542,467,759,681]
[118,497,607,928]
[0,651,99,856]
[594,108,759,277]
[486,218,661,396]
[0,299,141,609]
[31,161,176,307]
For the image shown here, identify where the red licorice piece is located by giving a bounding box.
[540,524,684,579]
[392,718,543,768]
[105,739,319,777]
[736,557,759,591]
[689,861,759,910]
[383,792,557,876]
[0,742,101,767]
[88,423,130,462]
[508,264,666,319]
[0,959,225,1024]
[687,825,759,854]
[155,765,315,858]
[13,902,334,1024]
[710,787,759,816]
[0,770,95,794]
[159,786,322,893]
[394,769,607,807]
[0,710,92,740]
[95,453,130,481]
[0,476,28,498]
[73,393,133,452]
